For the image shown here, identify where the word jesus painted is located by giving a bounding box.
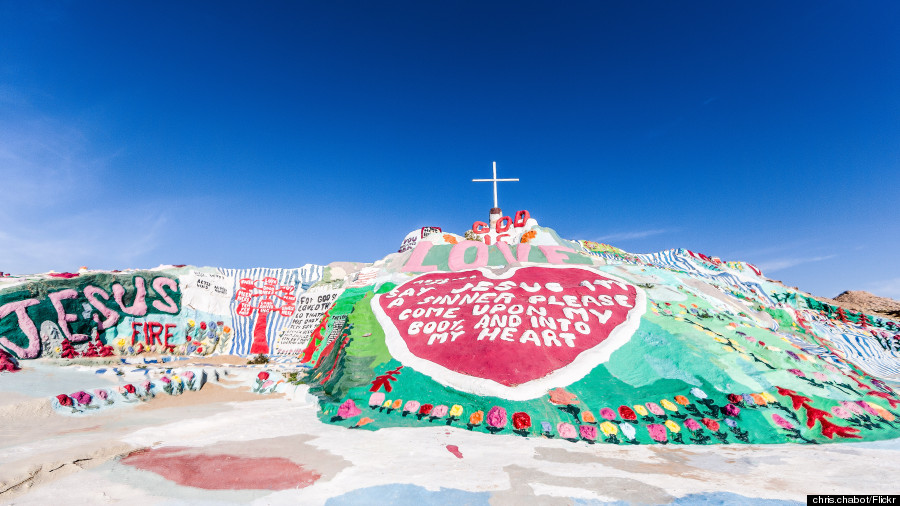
[372,266,645,400]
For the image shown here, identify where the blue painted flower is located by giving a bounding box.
[742,393,754,405]
[541,421,552,433]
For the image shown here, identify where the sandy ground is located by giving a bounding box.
[2,361,899,505]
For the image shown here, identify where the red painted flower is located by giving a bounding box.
[701,418,719,431]
[727,393,743,404]
[123,384,136,394]
[618,405,637,421]
[258,372,269,381]
[56,394,73,407]
[200,322,207,330]
[867,391,900,408]
[512,412,531,430]
[419,404,433,416]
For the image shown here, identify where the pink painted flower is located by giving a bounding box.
[160,377,171,384]
[72,391,92,405]
[684,418,702,431]
[403,400,420,413]
[840,401,864,415]
[857,401,878,417]
[557,422,577,439]
[824,364,840,373]
[646,402,665,416]
[338,399,362,419]
[93,389,108,400]
[812,372,827,381]
[487,406,507,428]
[141,381,152,393]
[261,380,274,390]
[431,405,449,418]
[787,369,805,377]
[647,424,668,442]
[600,407,617,420]
[579,425,597,441]
[772,413,794,430]
[183,371,195,380]
[830,406,852,419]
[369,392,385,407]
[723,404,741,417]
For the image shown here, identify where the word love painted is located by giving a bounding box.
[372,266,645,400]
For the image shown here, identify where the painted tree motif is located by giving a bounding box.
[235,277,296,354]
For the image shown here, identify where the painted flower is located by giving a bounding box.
[369,392,386,408]
[469,411,484,426]
[419,404,434,416]
[449,405,464,418]
[824,364,840,373]
[840,401,864,415]
[258,371,270,381]
[391,399,402,410]
[580,425,597,441]
[187,319,195,327]
[813,372,827,381]
[620,422,636,440]
[618,405,637,421]
[338,399,362,419]
[557,422,577,439]
[581,410,597,423]
[382,400,393,409]
[660,399,678,412]
[73,391,92,405]
[599,421,618,436]
[830,405,852,419]
[512,412,531,430]
[870,404,896,422]
[355,417,374,427]
[124,383,137,393]
[487,406,508,428]
[633,404,649,417]
[646,402,665,416]
[647,424,668,442]
[200,322,207,330]
[183,371,195,380]
[690,388,707,400]
[431,405,449,418]
[261,380,274,390]
[772,413,794,430]
[403,400,420,413]
[701,418,720,431]
[93,389,108,401]
[548,388,578,405]
[724,418,737,428]
[723,404,741,417]
[760,391,777,403]
[857,401,878,417]
[664,420,681,433]
[56,394,73,407]
[600,408,617,420]
[750,393,767,406]
[674,395,690,406]
[141,381,152,393]
[684,418,702,431]
[223,326,232,333]
[787,369,805,377]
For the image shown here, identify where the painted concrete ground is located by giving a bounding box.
[2,359,898,505]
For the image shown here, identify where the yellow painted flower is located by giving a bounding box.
[664,420,681,433]
[172,375,181,382]
[187,319,195,327]
[115,338,126,347]
[722,346,734,353]
[382,399,392,408]
[600,421,618,436]
[713,336,728,343]
[449,404,464,417]
[660,399,678,412]
[760,391,777,403]
[633,404,648,416]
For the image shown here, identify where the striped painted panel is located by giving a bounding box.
[217,265,324,355]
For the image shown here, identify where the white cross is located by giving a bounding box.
[472,161,519,209]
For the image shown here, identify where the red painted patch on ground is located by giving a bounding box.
[446,444,463,459]
[122,447,321,490]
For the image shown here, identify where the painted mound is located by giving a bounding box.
[1,213,899,446]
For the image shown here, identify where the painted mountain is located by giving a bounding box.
[2,211,898,445]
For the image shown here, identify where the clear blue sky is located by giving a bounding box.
[1,1,898,299]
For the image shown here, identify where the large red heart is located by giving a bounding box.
[372,266,645,400]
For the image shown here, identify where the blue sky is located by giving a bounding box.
[1,1,898,299]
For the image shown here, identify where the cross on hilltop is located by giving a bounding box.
[473,161,518,212]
